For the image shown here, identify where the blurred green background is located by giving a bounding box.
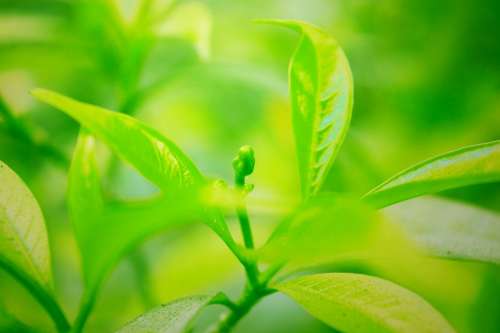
[0,0,499,332]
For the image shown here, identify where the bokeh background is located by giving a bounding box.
[0,0,499,332]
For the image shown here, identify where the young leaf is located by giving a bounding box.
[265,20,353,199]
[384,196,500,265]
[0,161,52,290]
[276,273,455,333]
[116,295,213,333]
[33,89,238,251]
[32,88,203,193]
[364,140,500,208]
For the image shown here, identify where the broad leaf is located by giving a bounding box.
[260,196,408,270]
[116,295,213,333]
[0,160,52,289]
[33,89,235,248]
[384,196,500,265]
[32,88,203,193]
[364,140,500,208]
[266,20,353,199]
[276,273,455,333]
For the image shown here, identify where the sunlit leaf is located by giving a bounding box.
[34,89,237,260]
[276,273,455,333]
[384,196,500,265]
[0,161,69,332]
[364,140,500,208]
[116,295,213,333]
[0,160,52,289]
[32,88,203,193]
[265,20,353,199]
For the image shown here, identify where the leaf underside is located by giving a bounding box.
[276,273,455,333]
[116,295,213,333]
[364,140,500,208]
[384,196,500,265]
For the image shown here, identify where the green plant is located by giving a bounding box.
[1,17,499,333]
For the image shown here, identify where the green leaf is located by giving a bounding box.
[0,160,52,290]
[260,196,406,270]
[69,131,203,289]
[0,161,69,332]
[265,20,353,199]
[364,140,500,208]
[116,295,213,333]
[32,88,203,193]
[276,273,455,333]
[34,90,237,267]
[384,196,500,265]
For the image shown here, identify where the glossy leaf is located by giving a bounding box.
[276,273,455,333]
[32,88,203,193]
[34,89,237,248]
[364,140,500,208]
[0,160,52,289]
[384,196,500,265]
[266,20,353,198]
[116,295,213,333]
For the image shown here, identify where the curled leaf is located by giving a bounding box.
[263,20,353,198]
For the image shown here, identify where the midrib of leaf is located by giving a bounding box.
[31,89,204,192]
[280,21,353,198]
[364,140,500,208]
[0,208,46,287]
[309,40,352,196]
[277,273,455,333]
[375,141,500,190]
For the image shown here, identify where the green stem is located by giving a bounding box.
[210,286,273,333]
[0,258,70,333]
[236,204,254,249]
[71,285,98,333]
[130,250,155,309]
[234,173,255,249]
[206,159,284,332]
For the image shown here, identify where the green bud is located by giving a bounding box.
[232,145,255,177]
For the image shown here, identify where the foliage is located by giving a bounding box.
[0,1,499,333]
